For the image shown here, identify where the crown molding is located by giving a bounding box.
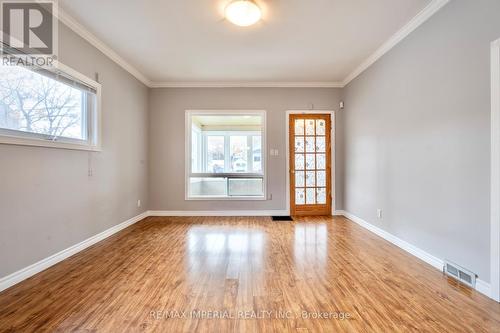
[58,8,341,89]
[57,7,152,87]
[341,0,451,87]
[149,81,344,88]
[58,0,450,89]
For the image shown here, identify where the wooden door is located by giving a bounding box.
[289,114,332,216]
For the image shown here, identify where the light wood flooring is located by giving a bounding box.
[0,216,499,332]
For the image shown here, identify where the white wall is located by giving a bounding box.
[0,22,149,277]
[341,0,500,282]
[2,0,498,290]
[148,88,342,212]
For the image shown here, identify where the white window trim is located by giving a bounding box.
[0,61,102,152]
[185,110,267,200]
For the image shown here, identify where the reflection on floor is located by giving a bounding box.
[187,226,265,279]
[0,216,499,332]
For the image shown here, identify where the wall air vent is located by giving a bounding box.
[443,260,476,288]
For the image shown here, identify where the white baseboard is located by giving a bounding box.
[476,279,492,298]
[0,209,286,292]
[148,210,289,217]
[337,210,492,299]
[0,211,149,292]
[340,210,443,270]
[2,209,493,301]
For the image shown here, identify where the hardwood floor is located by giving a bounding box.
[0,216,499,332]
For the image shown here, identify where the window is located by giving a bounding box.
[186,111,266,199]
[0,61,101,150]
[207,135,225,172]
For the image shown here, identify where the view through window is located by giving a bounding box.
[0,63,97,145]
[188,112,265,198]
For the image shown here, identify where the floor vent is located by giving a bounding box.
[272,216,293,221]
[443,260,476,288]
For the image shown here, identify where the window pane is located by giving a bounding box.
[207,136,225,173]
[294,136,304,152]
[294,119,304,135]
[295,153,304,170]
[317,170,326,187]
[228,178,263,196]
[296,188,305,205]
[191,126,201,173]
[316,119,326,135]
[295,171,305,187]
[306,171,315,187]
[188,113,265,199]
[316,153,326,170]
[190,177,227,196]
[317,188,326,204]
[0,64,87,140]
[305,119,315,135]
[316,137,326,152]
[305,137,315,152]
[306,188,316,204]
[230,136,248,172]
[190,177,264,197]
[252,135,262,173]
[306,154,315,170]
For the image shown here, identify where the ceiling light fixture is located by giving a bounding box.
[225,0,262,27]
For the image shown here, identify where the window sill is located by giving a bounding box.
[186,195,266,201]
[0,134,101,152]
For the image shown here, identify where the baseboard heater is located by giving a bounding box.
[443,260,476,288]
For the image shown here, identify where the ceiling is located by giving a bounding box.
[59,0,436,86]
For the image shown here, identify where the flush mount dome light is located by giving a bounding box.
[225,0,262,27]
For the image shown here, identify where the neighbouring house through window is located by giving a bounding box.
[186,111,266,199]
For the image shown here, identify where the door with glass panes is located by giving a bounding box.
[289,114,332,215]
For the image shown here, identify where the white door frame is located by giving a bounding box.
[285,110,336,215]
[491,39,500,302]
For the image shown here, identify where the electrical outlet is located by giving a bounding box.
[377,209,382,219]
[268,193,272,200]
[137,200,141,208]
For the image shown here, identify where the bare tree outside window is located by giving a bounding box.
[0,64,85,140]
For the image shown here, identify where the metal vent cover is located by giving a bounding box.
[444,260,476,288]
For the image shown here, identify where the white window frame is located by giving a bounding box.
[0,61,102,151]
[198,130,261,173]
[185,110,267,200]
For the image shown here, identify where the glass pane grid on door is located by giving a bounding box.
[294,118,327,205]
